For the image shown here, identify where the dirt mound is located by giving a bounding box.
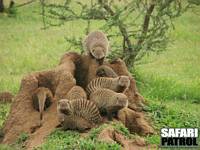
[1,52,153,149]
[1,52,80,149]
[97,126,156,150]
[118,108,154,135]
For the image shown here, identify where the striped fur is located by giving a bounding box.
[61,115,94,131]
[96,65,118,78]
[66,86,87,100]
[86,76,130,95]
[57,99,102,125]
[89,88,128,120]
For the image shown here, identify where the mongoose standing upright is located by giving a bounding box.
[83,31,109,64]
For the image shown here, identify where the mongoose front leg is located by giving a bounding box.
[106,107,114,121]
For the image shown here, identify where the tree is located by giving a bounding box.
[40,0,192,68]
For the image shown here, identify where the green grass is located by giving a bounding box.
[134,7,200,145]
[36,127,121,150]
[0,1,200,149]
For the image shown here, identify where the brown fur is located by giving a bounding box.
[32,87,54,126]
[54,71,76,100]
[0,92,14,103]
[75,54,101,88]
[66,86,87,100]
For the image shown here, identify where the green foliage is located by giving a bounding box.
[0,144,14,150]
[88,124,108,140]
[135,72,200,101]
[16,132,29,144]
[188,0,200,5]
[36,129,120,150]
[41,0,191,67]
[0,104,10,128]
[89,122,130,140]
[145,102,199,129]
[145,135,160,145]
[5,7,17,17]
[135,8,200,102]
[110,122,130,137]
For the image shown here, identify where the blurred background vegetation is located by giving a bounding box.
[0,0,200,149]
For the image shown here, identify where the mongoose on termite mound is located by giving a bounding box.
[89,88,128,120]
[96,65,118,78]
[57,99,102,131]
[83,31,109,64]
[0,91,14,103]
[66,86,87,100]
[32,87,54,125]
[75,31,109,88]
[86,76,130,95]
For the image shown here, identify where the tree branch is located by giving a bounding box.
[98,0,133,54]
[15,0,36,8]
[137,3,155,47]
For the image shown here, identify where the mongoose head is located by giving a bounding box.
[57,99,72,115]
[96,65,117,77]
[115,93,128,107]
[118,76,130,89]
[90,45,105,60]
[96,66,106,77]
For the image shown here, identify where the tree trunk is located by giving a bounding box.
[0,0,4,12]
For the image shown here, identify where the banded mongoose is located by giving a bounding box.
[86,75,130,95]
[0,91,14,103]
[89,88,128,120]
[32,87,53,125]
[83,31,109,64]
[57,99,102,131]
[66,86,87,100]
[96,65,118,78]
